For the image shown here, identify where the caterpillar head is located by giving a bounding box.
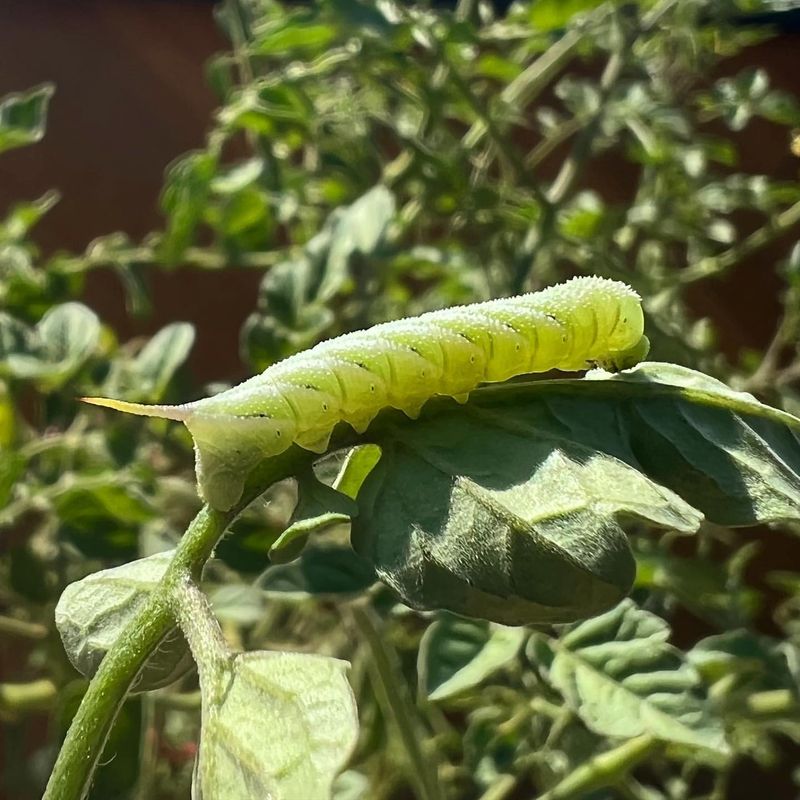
[606,292,645,353]
[602,334,650,372]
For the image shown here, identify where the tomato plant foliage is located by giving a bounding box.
[3,1,800,799]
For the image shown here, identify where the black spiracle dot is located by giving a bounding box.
[275,430,282,438]
[370,384,376,392]
[515,344,521,351]
[322,402,329,411]
[469,355,475,363]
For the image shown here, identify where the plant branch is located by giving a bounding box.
[171,576,230,695]
[54,243,283,276]
[349,604,443,800]
[461,5,611,151]
[680,199,800,284]
[546,45,626,207]
[0,679,57,716]
[446,65,549,207]
[43,445,312,800]
[743,306,798,393]
[511,24,627,293]
[477,774,517,800]
[536,734,660,800]
[0,614,48,640]
[525,116,585,170]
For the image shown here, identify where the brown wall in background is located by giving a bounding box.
[0,0,261,384]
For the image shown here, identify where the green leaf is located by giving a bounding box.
[0,313,34,370]
[633,538,761,628]
[208,584,267,627]
[318,184,396,303]
[332,445,382,499]
[260,544,376,599]
[252,19,338,56]
[195,650,357,800]
[158,150,219,264]
[418,614,526,701]
[529,0,606,32]
[582,363,800,525]
[50,476,154,558]
[55,551,193,691]
[689,630,800,702]
[5,302,100,389]
[268,447,380,562]
[243,185,395,367]
[529,599,729,753]
[268,471,358,563]
[0,84,54,154]
[130,322,195,401]
[0,190,60,241]
[351,362,800,625]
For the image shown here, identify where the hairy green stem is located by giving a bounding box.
[41,507,229,800]
[350,604,443,800]
[537,734,660,800]
[171,577,230,692]
[43,445,312,800]
[43,600,174,800]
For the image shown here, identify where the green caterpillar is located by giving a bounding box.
[83,276,647,510]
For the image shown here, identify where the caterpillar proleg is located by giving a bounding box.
[83,276,647,510]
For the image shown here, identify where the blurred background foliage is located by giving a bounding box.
[3,0,800,798]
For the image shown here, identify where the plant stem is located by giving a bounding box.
[745,688,798,717]
[525,116,584,170]
[43,445,313,800]
[0,679,57,715]
[42,506,230,800]
[461,6,610,151]
[0,614,48,640]
[477,774,518,800]
[743,308,797,392]
[546,44,626,207]
[511,11,628,292]
[42,600,174,800]
[680,199,800,284]
[171,577,230,693]
[536,734,660,800]
[349,604,444,800]
[54,243,283,276]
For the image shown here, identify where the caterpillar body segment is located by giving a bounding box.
[82,276,646,510]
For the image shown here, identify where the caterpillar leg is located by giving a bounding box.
[348,413,377,435]
[294,429,333,454]
[398,400,426,419]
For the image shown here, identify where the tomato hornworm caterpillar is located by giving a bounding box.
[83,276,648,510]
